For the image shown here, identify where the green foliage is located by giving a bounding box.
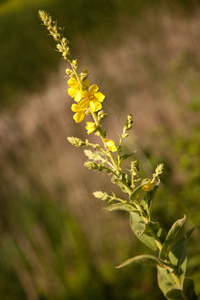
[140,185,158,215]
[116,254,165,269]
[130,212,159,251]
[157,267,176,295]
[157,267,198,300]
[160,216,186,261]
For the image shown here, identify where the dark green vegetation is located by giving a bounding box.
[0,0,200,299]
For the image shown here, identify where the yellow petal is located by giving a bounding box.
[79,99,90,110]
[71,103,79,112]
[89,84,98,93]
[82,90,88,98]
[103,139,117,152]
[74,91,83,102]
[73,111,85,123]
[67,77,78,87]
[68,87,75,97]
[142,180,153,191]
[89,100,102,112]
[85,122,96,134]
[108,141,117,152]
[94,92,105,102]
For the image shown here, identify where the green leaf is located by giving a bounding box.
[129,184,145,201]
[169,236,187,283]
[160,215,186,260]
[140,185,159,215]
[130,212,158,250]
[105,203,137,212]
[165,287,183,299]
[183,277,198,299]
[157,266,176,295]
[143,220,160,235]
[119,153,134,166]
[165,278,198,299]
[112,173,131,193]
[168,227,195,283]
[185,227,195,241]
[157,224,167,244]
[116,254,164,269]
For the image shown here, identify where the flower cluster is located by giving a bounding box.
[39,10,117,155]
[68,77,105,123]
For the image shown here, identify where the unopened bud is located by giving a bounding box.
[67,137,86,147]
[125,114,133,131]
[93,191,109,201]
[98,110,107,121]
[72,59,78,66]
[65,68,72,75]
[155,164,164,177]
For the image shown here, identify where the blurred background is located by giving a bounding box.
[0,0,200,299]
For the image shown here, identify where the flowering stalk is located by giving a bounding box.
[39,11,198,299]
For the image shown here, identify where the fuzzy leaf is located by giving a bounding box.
[165,278,198,300]
[143,220,160,235]
[160,215,186,260]
[157,266,176,295]
[105,203,137,212]
[130,212,158,250]
[116,254,164,269]
[112,173,131,193]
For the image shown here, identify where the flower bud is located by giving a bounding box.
[125,114,133,131]
[130,160,139,176]
[93,191,109,201]
[67,137,86,147]
[65,68,72,75]
[84,161,98,170]
[72,59,78,66]
[155,164,164,177]
[98,110,107,121]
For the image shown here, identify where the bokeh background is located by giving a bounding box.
[0,0,200,299]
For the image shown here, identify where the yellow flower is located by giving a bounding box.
[85,122,96,134]
[81,84,105,112]
[142,179,153,191]
[71,103,86,123]
[103,139,117,152]
[68,77,83,102]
